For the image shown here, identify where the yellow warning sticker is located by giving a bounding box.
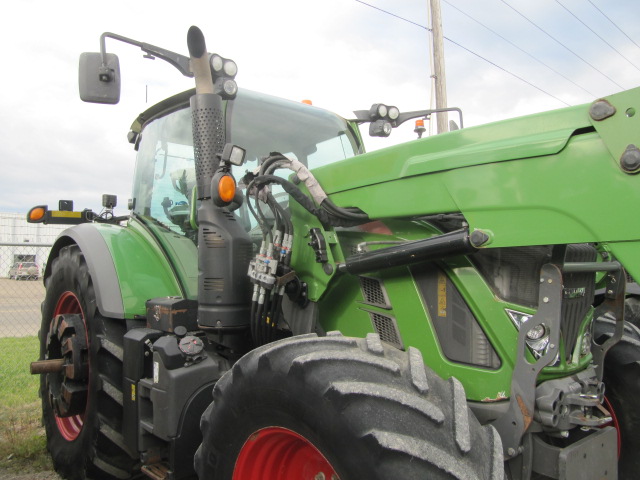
[131,384,136,401]
[437,271,447,317]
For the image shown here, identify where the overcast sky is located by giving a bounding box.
[1,0,638,214]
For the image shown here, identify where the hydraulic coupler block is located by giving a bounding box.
[534,367,609,430]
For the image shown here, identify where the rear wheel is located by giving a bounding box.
[595,318,640,480]
[40,245,138,479]
[195,332,504,480]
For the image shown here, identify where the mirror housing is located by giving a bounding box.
[79,52,121,104]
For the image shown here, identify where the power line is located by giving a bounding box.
[445,36,570,106]
[555,0,640,73]
[500,0,625,90]
[442,0,595,97]
[354,0,570,106]
[354,0,431,31]
[587,0,640,53]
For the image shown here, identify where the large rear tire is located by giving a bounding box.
[40,245,138,479]
[195,332,504,480]
[594,317,640,480]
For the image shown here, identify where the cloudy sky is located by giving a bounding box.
[1,0,638,214]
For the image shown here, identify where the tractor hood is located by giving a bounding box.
[313,101,593,194]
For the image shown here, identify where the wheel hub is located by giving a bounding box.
[233,427,338,480]
[45,313,88,418]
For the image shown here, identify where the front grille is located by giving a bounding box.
[472,244,597,363]
[561,244,597,361]
[472,246,552,308]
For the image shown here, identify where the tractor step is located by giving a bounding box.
[141,462,170,480]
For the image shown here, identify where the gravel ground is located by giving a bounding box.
[0,471,61,480]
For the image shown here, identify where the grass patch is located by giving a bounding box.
[0,336,54,475]
[0,336,40,406]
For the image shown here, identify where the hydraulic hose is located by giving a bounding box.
[248,175,367,227]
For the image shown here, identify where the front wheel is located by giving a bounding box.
[195,332,504,480]
[595,317,640,479]
[40,245,137,479]
[623,296,640,329]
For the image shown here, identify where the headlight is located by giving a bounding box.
[526,324,546,340]
[388,106,400,120]
[223,79,238,96]
[210,54,224,73]
[369,119,392,137]
[506,309,550,359]
[223,60,238,77]
[214,78,238,99]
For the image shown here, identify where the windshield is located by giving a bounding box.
[131,89,361,240]
[228,89,361,168]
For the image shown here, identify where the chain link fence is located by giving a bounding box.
[0,243,52,337]
[0,243,53,395]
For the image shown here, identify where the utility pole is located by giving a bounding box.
[429,0,448,134]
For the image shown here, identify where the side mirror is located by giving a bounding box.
[79,52,121,104]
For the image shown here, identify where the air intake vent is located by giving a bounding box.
[359,277,391,309]
[204,278,224,292]
[203,228,225,248]
[367,311,404,350]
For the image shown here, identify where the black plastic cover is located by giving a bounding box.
[146,297,199,333]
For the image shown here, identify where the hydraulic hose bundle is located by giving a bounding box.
[245,153,369,345]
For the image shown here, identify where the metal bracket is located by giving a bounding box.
[591,266,626,380]
[308,228,329,263]
[491,264,563,459]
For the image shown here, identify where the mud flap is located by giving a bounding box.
[531,427,617,480]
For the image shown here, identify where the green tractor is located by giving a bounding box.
[29,26,640,480]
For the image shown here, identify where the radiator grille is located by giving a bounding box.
[561,244,597,361]
[473,243,597,363]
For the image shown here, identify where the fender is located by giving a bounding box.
[45,221,183,319]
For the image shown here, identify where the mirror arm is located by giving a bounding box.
[99,32,193,78]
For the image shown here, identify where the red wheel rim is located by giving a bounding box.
[603,396,622,458]
[52,291,87,441]
[233,427,338,480]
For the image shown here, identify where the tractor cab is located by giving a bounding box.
[129,88,363,240]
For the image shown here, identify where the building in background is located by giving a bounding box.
[0,212,67,278]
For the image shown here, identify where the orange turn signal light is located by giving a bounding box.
[218,175,236,203]
[27,206,47,223]
[301,99,313,105]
